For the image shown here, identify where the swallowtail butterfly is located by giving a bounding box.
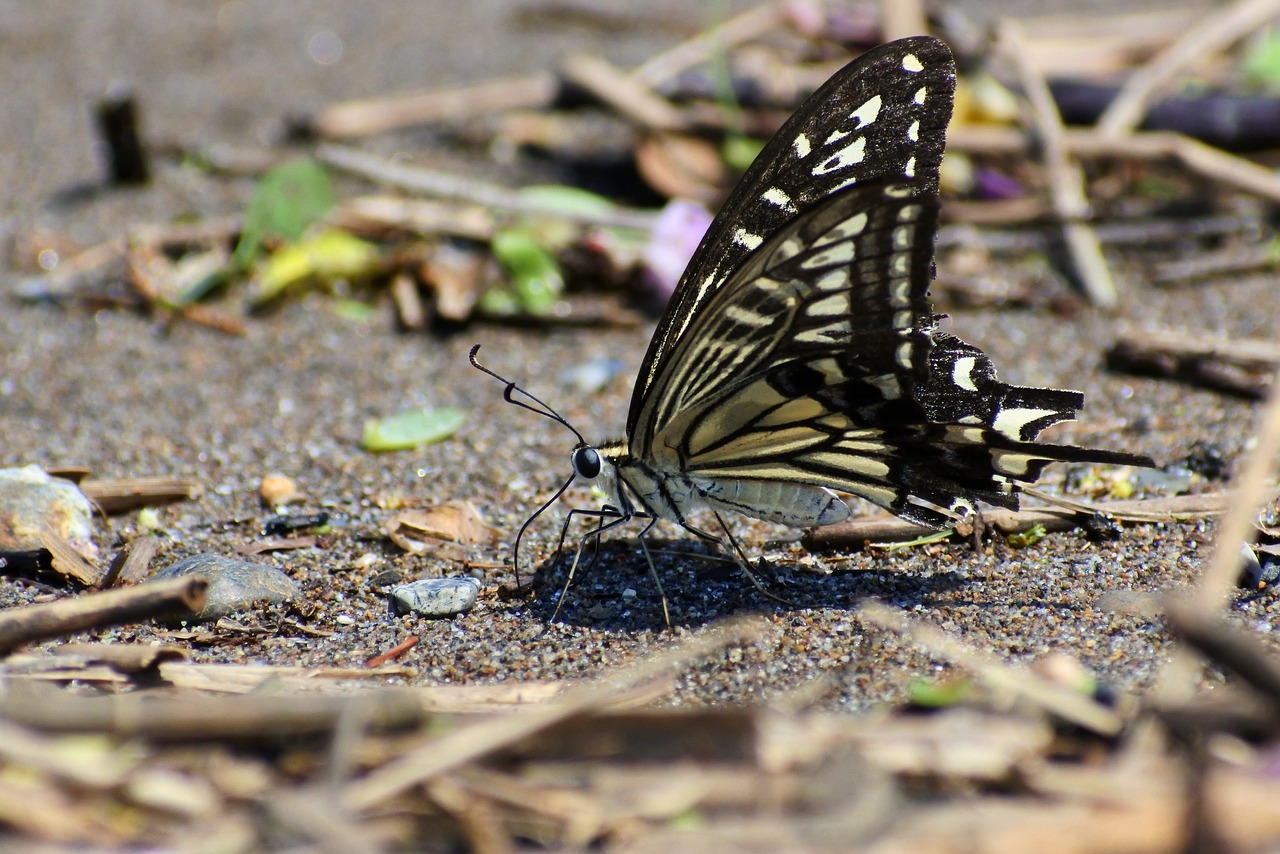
[473,36,1148,606]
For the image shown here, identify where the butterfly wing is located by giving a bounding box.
[627,36,1146,529]
[628,36,955,438]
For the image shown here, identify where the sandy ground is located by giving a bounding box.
[1,2,1272,710]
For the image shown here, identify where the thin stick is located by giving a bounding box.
[1002,20,1117,309]
[98,535,160,588]
[1193,363,1280,611]
[560,54,689,131]
[1097,0,1280,135]
[947,126,1280,206]
[630,2,786,88]
[880,0,926,42]
[316,144,660,232]
[79,476,203,514]
[340,615,767,811]
[310,71,559,139]
[0,576,207,655]
[1163,598,1280,713]
[0,686,423,739]
[858,601,1124,735]
[804,493,1229,551]
[365,636,420,669]
[1107,326,1278,398]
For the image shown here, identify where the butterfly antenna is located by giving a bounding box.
[512,471,577,587]
[469,345,585,443]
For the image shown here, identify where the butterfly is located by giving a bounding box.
[472,36,1149,619]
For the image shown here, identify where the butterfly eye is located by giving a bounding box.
[571,446,602,479]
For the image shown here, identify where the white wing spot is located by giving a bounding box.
[896,342,914,368]
[761,187,795,212]
[814,212,868,246]
[952,356,979,391]
[851,94,882,127]
[993,407,1061,441]
[995,453,1035,476]
[794,133,811,158]
[914,86,928,105]
[825,128,849,144]
[908,120,920,142]
[898,204,921,222]
[807,294,848,316]
[892,225,914,250]
[902,53,924,73]
[724,304,770,327]
[800,242,857,269]
[812,136,866,175]
[816,270,849,291]
[890,254,910,275]
[774,237,804,261]
[733,228,763,250]
[903,156,916,178]
[868,373,902,399]
[892,310,913,330]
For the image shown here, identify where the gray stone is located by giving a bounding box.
[0,465,97,560]
[389,577,482,618]
[154,553,300,621]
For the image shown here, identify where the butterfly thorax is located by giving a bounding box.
[576,438,851,530]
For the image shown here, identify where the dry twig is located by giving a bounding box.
[804,493,1222,551]
[1001,20,1118,309]
[79,476,203,514]
[1106,327,1280,398]
[0,576,207,655]
[310,71,560,139]
[561,54,689,131]
[858,602,1124,735]
[317,143,660,232]
[948,125,1280,206]
[0,684,424,739]
[629,1,785,88]
[340,615,767,811]
[1097,0,1280,135]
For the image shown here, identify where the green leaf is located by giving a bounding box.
[361,406,467,452]
[721,135,765,173]
[332,299,377,322]
[251,229,380,305]
[516,184,617,217]
[1006,523,1047,549]
[233,159,336,268]
[1243,27,1280,91]
[908,676,973,708]
[483,228,564,316]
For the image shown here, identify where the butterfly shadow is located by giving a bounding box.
[512,535,973,631]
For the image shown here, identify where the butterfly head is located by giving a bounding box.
[570,444,601,479]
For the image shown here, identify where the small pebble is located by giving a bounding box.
[559,358,626,395]
[389,577,482,618]
[153,553,300,621]
[260,474,302,507]
[1242,543,1280,590]
[0,464,98,560]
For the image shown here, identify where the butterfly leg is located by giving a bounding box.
[547,508,630,626]
[707,511,800,608]
[632,517,673,628]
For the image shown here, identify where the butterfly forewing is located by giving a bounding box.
[635,179,939,449]
[606,36,1148,533]
[629,36,955,437]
